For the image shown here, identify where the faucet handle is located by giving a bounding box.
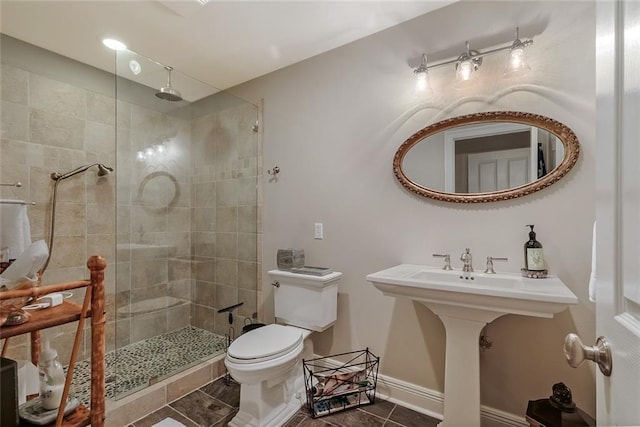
[433,253,453,270]
[484,257,508,274]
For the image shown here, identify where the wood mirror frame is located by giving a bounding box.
[393,111,580,203]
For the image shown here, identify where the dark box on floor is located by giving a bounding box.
[1,357,19,427]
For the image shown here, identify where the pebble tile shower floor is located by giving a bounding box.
[130,376,441,427]
[69,326,227,405]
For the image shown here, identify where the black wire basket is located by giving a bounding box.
[303,348,379,418]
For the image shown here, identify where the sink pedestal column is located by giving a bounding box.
[424,303,506,427]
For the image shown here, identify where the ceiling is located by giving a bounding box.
[1,1,454,100]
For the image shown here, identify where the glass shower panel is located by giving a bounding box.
[114,49,259,400]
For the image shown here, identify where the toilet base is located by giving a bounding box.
[227,380,304,427]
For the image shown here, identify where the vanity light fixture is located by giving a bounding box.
[413,27,533,87]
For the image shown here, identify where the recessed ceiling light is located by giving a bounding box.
[102,38,127,51]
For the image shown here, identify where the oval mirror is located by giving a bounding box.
[393,111,580,203]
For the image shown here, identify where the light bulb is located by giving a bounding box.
[145,147,154,158]
[136,151,145,161]
[510,48,524,69]
[505,46,530,75]
[155,144,165,154]
[457,60,474,81]
[416,71,428,91]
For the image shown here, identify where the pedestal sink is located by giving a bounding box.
[366,264,578,427]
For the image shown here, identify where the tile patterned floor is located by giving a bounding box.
[130,377,441,427]
[70,326,227,405]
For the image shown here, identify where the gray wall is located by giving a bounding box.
[232,1,596,418]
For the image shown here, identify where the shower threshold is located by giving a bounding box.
[68,325,227,406]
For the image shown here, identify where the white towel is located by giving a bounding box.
[151,418,186,427]
[589,221,596,303]
[0,240,48,282]
[0,200,32,260]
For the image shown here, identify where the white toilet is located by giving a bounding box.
[225,269,342,427]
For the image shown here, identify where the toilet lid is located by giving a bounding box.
[228,324,303,361]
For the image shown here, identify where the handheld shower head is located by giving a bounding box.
[97,164,114,176]
[51,163,114,181]
[43,162,114,274]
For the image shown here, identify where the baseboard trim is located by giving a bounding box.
[312,354,528,427]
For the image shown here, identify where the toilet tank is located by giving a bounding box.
[268,269,342,332]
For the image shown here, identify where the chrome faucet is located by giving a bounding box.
[433,253,453,270]
[484,256,508,274]
[460,248,473,273]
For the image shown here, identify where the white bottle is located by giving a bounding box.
[38,339,65,410]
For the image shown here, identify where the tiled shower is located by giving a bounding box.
[0,35,261,401]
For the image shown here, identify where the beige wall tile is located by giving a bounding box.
[215,180,236,207]
[238,205,256,233]
[216,206,236,232]
[238,289,257,319]
[166,303,191,332]
[130,311,167,342]
[169,258,192,281]
[193,207,215,232]
[168,279,192,302]
[191,304,215,332]
[1,101,29,140]
[215,258,236,286]
[131,258,168,289]
[29,73,86,119]
[87,91,116,126]
[86,121,115,155]
[131,205,167,233]
[30,109,84,149]
[195,281,216,307]
[49,235,86,269]
[0,139,28,198]
[238,261,257,290]
[87,233,115,265]
[237,232,257,262]
[214,232,236,259]
[168,207,191,232]
[130,283,167,304]
[215,284,237,311]
[193,232,215,257]
[1,64,28,104]
[237,176,257,205]
[193,182,216,207]
[54,202,87,236]
[195,258,215,282]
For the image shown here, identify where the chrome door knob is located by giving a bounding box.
[564,333,612,376]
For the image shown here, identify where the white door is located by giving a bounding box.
[595,1,640,424]
[467,148,529,192]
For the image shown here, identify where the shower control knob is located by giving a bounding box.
[563,333,612,376]
[272,281,280,288]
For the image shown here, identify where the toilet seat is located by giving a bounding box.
[227,324,303,364]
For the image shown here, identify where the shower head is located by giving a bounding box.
[156,66,183,102]
[51,163,114,181]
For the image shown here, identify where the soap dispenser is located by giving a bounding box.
[38,338,65,410]
[524,225,545,271]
